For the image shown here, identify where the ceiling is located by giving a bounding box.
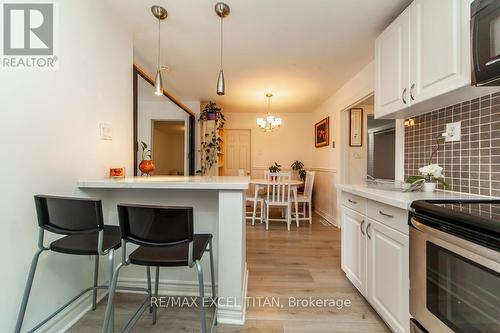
[110,0,410,113]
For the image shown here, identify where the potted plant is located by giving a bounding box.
[407,164,449,192]
[291,160,306,182]
[197,102,225,175]
[139,141,155,176]
[269,162,281,173]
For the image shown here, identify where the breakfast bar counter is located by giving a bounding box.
[77,176,250,325]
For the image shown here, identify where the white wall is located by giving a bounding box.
[0,1,132,331]
[224,112,313,177]
[310,62,374,225]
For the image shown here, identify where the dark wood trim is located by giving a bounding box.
[133,64,196,176]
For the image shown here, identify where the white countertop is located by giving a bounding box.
[78,176,250,190]
[337,184,494,210]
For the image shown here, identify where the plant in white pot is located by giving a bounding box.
[408,164,449,192]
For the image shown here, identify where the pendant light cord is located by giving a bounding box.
[157,17,161,70]
[220,17,224,70]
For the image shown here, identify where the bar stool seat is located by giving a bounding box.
[50,225,122,255]
[129,234,212,267]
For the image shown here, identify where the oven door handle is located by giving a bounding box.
[410,217,498,262]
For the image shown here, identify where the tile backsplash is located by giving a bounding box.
[404,93,500,197]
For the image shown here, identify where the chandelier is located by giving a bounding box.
[256,93,282,132]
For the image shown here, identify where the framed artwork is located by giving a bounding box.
[349,108,363,147]
[315,116,329,148]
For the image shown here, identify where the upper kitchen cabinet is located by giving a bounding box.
[375,0,486,119]
[410,0,469,104]
[375,8,410,118]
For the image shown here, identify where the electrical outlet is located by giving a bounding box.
[445,121,461,142]
[99,123,113,140]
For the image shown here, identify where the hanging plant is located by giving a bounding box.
[197,101,225,175]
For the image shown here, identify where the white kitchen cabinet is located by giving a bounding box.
[375,7,410,118]
[374,0,471,119]
[341,194,410,333]
[367,218,409,333]
[410,0,470,104]
[341,207,367,295]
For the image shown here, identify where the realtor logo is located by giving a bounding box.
[1,2,58,69]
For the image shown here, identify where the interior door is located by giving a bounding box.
[367,218,409,333]
[224,129,251,176]
[341,207,367,295]
[375,7,410,118]
[410,0,469,103]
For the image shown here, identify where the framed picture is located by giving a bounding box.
[349,108,363,147]
[315,117,329,148]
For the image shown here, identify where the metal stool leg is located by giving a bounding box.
[147,266,153,313]
[195,260,207,333]
[15,248,45,333]
[153,266,159,325]
[106,249,115,333]
[208,239,217,326]
[102,257,121,333]
[92,255,99,311]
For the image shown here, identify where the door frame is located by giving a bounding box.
[223,129,252,176]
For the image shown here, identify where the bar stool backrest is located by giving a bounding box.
[117,204,193,247]
[34,195,104,235]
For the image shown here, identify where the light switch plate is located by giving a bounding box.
[445,121,461,142]
[99,123,113,140]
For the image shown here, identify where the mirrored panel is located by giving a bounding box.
[367,115,396,180]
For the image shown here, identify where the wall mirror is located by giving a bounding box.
[133,65,195,176]
[366,115,396,180]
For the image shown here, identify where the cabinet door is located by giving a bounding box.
[410,0,470,103]
[375,7,410,118]
[341,207,367,295]
[367,219,409,333]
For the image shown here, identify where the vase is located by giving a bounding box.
[423,182,436,192]
[139,159,155,176]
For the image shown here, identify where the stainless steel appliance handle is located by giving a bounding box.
[366,223,372,239]
[485,58,500,67]
[360,220,365,236]
[410,217,498,262]
[379,210,394,218]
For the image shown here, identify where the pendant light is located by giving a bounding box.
[215,3,230,95]
[257,94,283,132]
[151,5,168,96]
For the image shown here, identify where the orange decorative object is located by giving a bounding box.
[139,160,155,176]
[109,167,125,178]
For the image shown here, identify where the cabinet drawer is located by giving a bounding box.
[342,192,367,214]
[367,200,408,235]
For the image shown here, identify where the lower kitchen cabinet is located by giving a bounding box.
[341,199,410,333]
[367,218,409,333]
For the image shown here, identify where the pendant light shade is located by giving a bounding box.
[151,5,167,96]
[216,69,225,95]
[154,69,163,95]
[215,3,230,96]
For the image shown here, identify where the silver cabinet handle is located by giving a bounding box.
[360,220,365,235]
[379,210,394,218]
[410,83,415,101]
[348,199,357,204]
[402,88,407,104]
[366,223,372,239]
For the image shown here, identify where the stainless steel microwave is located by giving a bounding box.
[472,0,500,86]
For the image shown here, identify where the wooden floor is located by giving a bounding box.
[70,214,390,332]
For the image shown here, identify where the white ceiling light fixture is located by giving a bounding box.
[257,93,282,132]
[215,2,230,96]
[151,5,168,96]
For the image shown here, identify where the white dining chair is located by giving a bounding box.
[294,171,315,225]
[264,172,292,231]
[242,169,264,225]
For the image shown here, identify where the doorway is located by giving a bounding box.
[151,120,186,175]
[224,129,251,176]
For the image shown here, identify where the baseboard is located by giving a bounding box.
[117,277,218,297]
[314,208,338,227]
[35,288,108,333]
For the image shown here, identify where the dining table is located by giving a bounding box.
[249,178,303,227]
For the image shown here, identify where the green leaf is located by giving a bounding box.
[406,175,424,184]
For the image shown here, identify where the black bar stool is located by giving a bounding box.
[15,195,150,333]
[102,204,217,333]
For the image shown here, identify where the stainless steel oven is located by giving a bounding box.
[409,200,500,333]
[471,0,500,86]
